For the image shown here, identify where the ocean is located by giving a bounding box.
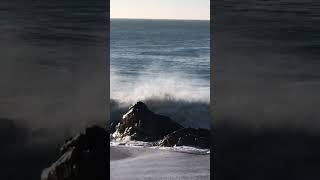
[214,0,320,179]
[215,0,320,128]
[0,0,107,134]
[0,1,107,179]
[110,19,210,128]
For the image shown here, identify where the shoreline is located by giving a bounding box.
[110,145,210,180]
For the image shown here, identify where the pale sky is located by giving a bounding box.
[111,0,210,20]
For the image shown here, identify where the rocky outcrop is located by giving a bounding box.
[112,101,183,141]
[42,102,210,180]
[41,126,108,180]
[112,101,210,148]
[158,128,210,149]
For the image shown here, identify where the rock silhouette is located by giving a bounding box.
[158,127,210,149]
[112,101,210,148]
[42,102,210,180]
[41,126,108,180]
[112,101,183,141]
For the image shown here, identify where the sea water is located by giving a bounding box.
[110,19,210,128]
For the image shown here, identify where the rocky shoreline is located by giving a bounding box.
[111,101,210,149]
[42,101,210,180]
[41,126,109,180]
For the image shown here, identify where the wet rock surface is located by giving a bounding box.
[158,128,210,149]
[113,101,210,148]
[112,101,183,141]
[41,126,109,180]
[42,101,210,180]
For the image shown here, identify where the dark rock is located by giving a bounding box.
[158,128,210,149]
[41,126,109,180]
[112,101,183,141]
[112,101,210,148]
[109,120,119,134]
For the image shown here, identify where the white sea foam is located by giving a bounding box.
[111,71,210,106]
[110,139,210,155]
[110,20,210,129]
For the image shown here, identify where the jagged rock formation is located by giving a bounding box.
[42,101,210,180]
[41,126,108,180]
[112,101,210,148]
[112,101,183,141]
[158,127,210,149]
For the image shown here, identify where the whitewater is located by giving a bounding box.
[110,19,210,180]
[110,19,210,129]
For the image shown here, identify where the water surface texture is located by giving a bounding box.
[0,1,107,179]
[214,1,320,179]
[215,0,320,128]
[110,19,210,128]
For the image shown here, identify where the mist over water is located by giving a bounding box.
[111,71,209,104]
[214,0,320,130]
[110,19,210,128]
[0,1,107,179]
[0,0,107,135]
[213,1,320,179]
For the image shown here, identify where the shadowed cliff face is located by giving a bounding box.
[41,126,109,180]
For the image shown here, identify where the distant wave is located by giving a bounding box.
[139,49,200,57]
[110,139,210,155]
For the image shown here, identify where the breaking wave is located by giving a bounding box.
[110,72,210,129]
[110,139,210,155]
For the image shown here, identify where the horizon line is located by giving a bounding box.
[110,17,210,21]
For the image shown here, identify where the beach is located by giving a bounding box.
[110,19,210,180]
[111,145,210,180]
